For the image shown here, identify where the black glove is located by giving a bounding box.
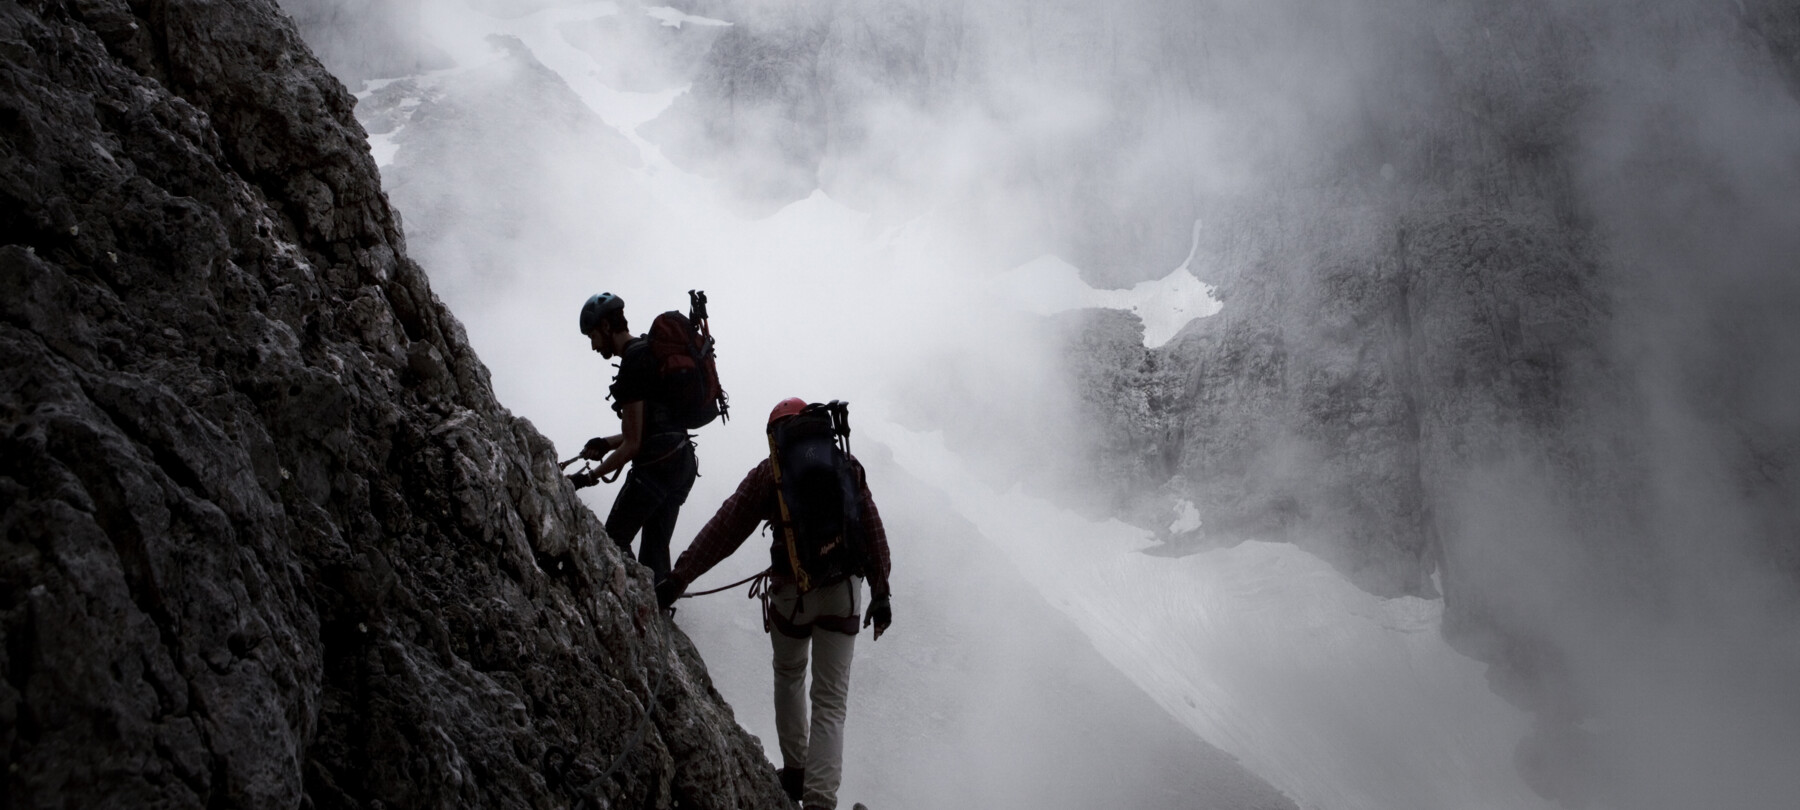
[654,575,687,611]
[582,436,616,460]
[863,595,892,640]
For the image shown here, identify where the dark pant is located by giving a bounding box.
[604,442,697,580]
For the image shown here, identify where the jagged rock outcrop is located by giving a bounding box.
[1054,308,1194,522]
[642,0,835,212]
[1069,208,1610,599]
[0,1,788,807]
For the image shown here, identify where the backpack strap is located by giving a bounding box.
[768,431,812,594]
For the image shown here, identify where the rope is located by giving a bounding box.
[678,568,770,598]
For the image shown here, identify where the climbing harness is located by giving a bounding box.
[679,569,863,638]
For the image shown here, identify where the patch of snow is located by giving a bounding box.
[357,76,403,96]
[353,90,425,168]
[995,219,1221,347]
[644,6,732,28]
[366,130,401,168]
[1169,499,1203,534]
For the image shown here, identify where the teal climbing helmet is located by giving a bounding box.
[579,292,624,334]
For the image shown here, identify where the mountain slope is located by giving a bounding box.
[0,1,786,807]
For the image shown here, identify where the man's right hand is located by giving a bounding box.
[654,575,688,611]
[581,436,616,460]
[864,595,892,640]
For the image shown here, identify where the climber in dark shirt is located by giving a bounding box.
[577,292,696,580]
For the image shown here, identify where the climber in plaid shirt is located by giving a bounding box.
[658,397,892,810]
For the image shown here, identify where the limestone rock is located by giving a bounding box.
[0,1,788,807]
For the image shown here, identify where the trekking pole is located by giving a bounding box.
[688,290,729,423]
[828,400,851,455]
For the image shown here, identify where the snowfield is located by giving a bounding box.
[867,421,1548,810]
[998,220,1222,347]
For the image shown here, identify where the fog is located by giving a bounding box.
[288,0,1800,807]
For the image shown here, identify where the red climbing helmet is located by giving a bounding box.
[768,397,807,426]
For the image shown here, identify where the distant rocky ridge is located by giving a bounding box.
[642,0,835,212]
[647,0,1199,282]
[1048,0,1800,600]
[1047,5,1800,807]
[1068,207,1613,600]
[0,1,787,807]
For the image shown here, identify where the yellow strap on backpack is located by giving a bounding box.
[768,432,811,593]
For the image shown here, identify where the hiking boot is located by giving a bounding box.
[778,766,804,803]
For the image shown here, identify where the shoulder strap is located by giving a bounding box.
[767,429,812,593]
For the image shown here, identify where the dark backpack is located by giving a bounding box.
[647,290,729,430]
[768,401,866,594]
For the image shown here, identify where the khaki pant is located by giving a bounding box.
[768,578,862,809]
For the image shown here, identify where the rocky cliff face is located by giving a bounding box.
[0,1,787,807]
